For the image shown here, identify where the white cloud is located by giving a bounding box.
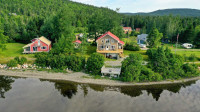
[71,0,200,13]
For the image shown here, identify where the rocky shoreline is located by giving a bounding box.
[0,69,200,86]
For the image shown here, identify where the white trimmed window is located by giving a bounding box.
[105,39,110,43]
[41,46,47,50]
[111,39,114,43]
[111,45,115,50]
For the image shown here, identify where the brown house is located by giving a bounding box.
[96,31,125,59]
[123,27,132,33]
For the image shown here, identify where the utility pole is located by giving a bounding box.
[175,33,179,54]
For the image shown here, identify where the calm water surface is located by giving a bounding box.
[0,75,200,112]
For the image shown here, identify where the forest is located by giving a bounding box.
[0,0,200,82]
[0,0,200,47]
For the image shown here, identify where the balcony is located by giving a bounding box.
[97,49,123,54]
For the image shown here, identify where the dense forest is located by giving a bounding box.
[0,0,200,47]
[123,8,200,17]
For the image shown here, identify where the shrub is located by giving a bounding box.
[14,56,20,63]
[86,53,104,75]
[124,42,140,51]
[182,63,199,77]
[35,52,49,67]
[7,60,18,67]
[19,57,27,65]
[68,55,85,72]
[188,54,197,62]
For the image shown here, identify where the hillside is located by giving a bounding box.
[0,0,122,43]
[123,8,200,17]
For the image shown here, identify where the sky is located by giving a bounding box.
[71,0,200,13]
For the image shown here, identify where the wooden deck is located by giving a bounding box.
[97,49,123,54]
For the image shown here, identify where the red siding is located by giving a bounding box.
[30,39,51,52]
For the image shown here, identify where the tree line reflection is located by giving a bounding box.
[0,76,197,101]
[0,76,14,98]
[49,80,197,101]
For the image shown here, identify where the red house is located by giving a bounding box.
[73,40,82,48]
[23,36,52,53]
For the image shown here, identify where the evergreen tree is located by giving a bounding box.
[180,24,195,43]
[147,27,163,48]
[193,32,200,48]
[0,22,8,51]
[52,35,74,55]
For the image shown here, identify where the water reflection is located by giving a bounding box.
[47,79,196,101]
[0,76,199,112]
[0,76,14,98]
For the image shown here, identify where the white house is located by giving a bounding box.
[101,66,121,78]
[137,34,148,44]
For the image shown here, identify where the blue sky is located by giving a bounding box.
[71,0,200,13]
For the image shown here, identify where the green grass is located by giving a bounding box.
[122,36,137,44]
[124,50,148,60]
[0,43,35,64]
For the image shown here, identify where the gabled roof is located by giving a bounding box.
[73,40,82,44]
[23,43,32,48]
[96,31,125,45]
[137,34,148,40]
[39,36,51,45]
[123,27,132,30]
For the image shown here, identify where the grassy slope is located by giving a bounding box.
[0,43,35,64]
[1,43,199,64]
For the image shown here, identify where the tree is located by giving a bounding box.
[0,26,8,51]
[193,32,200,48]
[52,35,74,55]
[121,53,143,81]
[40,8,74,42]
[147,27,163,48]
[111,26,126,39]
[86,53,104,75]
[0,76,14,98]
[76,33,89,55]
[180,24,195,43]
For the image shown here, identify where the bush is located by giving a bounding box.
[13,56,28,65]
[14,56,20,63]
[35,52,49,67]
[124,42,140,51]
[68,55,85,72]
[7,60,18,67]
[182,63,199,77]
[86,53,104,75]
[188,54,197,62]
[19,57,27,65]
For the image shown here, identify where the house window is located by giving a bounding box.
[41,46,47,50]
[106,39,110,43]
[111,39,114,43]
[111,45,115,50]
[38,40,41,46]
[100,45,104,49]
[102,39,104,43]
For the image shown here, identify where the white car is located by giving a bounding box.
[139,44,147,48]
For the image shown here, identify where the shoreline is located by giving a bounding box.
[0,69,200,86]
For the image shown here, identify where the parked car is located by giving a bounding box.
[139,44,147,48]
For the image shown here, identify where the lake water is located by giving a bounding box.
[0,76,200,112]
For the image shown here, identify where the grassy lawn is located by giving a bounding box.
[162,43,200,59]
[122,36,137,43]
[175,50,200,58]
[124,50,148,60]
[0,43,35,64]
